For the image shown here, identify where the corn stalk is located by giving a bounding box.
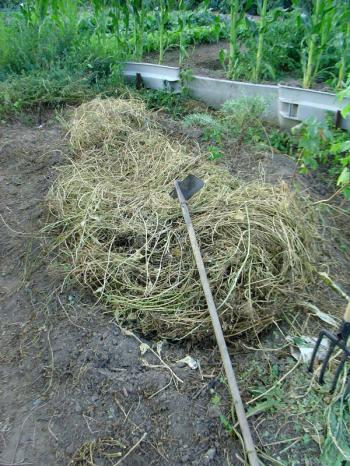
[51,0,80,37]
[110,4,121,49]
[336,7,350,89]
[313,2,333,81]
[132,0,145,60]
[338,23,350,88]
[20,0,50,24]
[91,0,103,16]
[301,0,334,89]
[121,2,130,54]
[178,0,186,65]
[158,0,170,64]
[253,0,268,83]
[228,0,240,79]
[35,0,50,21]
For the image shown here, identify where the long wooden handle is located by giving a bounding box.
[174,182,260,466]
[344,301,350,322]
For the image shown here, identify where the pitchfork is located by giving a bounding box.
[309,301,350,396]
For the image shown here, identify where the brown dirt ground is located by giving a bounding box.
[0,116,242,466]
[1,107,349,466]
[145,41,229,80]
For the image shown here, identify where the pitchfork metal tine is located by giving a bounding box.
[309,302,350,393]
[308,330,328,374]
[330,352,349,393]
[318,340,337,384]
[345,380,350,399]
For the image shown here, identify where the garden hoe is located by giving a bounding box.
[171,175,260,466]
[309,301,350,397]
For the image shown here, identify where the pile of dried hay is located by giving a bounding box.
[46,97,317,341]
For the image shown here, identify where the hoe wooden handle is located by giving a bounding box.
[344,301,350,322]
[174,181,260,466]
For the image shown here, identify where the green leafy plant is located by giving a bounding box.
[221,96,266,143]
[139,89,198,119]
[219,6,302,83]
[268,127,294,154]
[293,112,350,200]
[320,385,350,465]
[19,0,50,25]
[292,117,333,172]
[218,48,228,74]
[208,145,225,160]
[184,112,223,142]
[180,67,194,96]
[333,81,350,198]
[184,97,274,155]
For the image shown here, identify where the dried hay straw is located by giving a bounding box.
[46,98,317,341]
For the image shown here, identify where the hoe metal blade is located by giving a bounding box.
[170,174,204,201]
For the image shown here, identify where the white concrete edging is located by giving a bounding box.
[278,85,350,131]
[122,62,350,131]
[187,75,279,123]
[123,62,181,92]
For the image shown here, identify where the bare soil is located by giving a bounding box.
[145,41,229,80]
[0,118,241,466]
[1,110,349,466]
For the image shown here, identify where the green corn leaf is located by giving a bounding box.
[337,167,350,187]
[331,140,350,154]
[341,103,350,118]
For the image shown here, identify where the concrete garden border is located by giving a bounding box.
[122,62,350,131]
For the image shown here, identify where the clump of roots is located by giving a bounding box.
[70,437,126,465]
[46,98,317,341]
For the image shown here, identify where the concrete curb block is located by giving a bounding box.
[122,62,350,131]
[187,75,279,123]
[123,62,181,92]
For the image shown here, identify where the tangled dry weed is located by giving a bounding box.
[45,98,318,341]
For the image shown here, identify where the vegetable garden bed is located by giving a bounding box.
[1,1,350,465]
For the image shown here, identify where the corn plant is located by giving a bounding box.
[293,110,350,200]
[334,5,350,89]
[178,0,187,65]
[226,0,253,79]
[158,0,173,64]
[253,0,268,82]
[91,0,104,16]
[228,0,240,79]
[110,1,132,51]
[334,79,350,198]
[338,22,350,89]
[295,0,335,89]
[0,16,10,68]
[131,0,146,60]
[253,2,285,83]
[51,0,64,18]
[50,0,80,38]
[20,0,50,24]
[121,2,130,54]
